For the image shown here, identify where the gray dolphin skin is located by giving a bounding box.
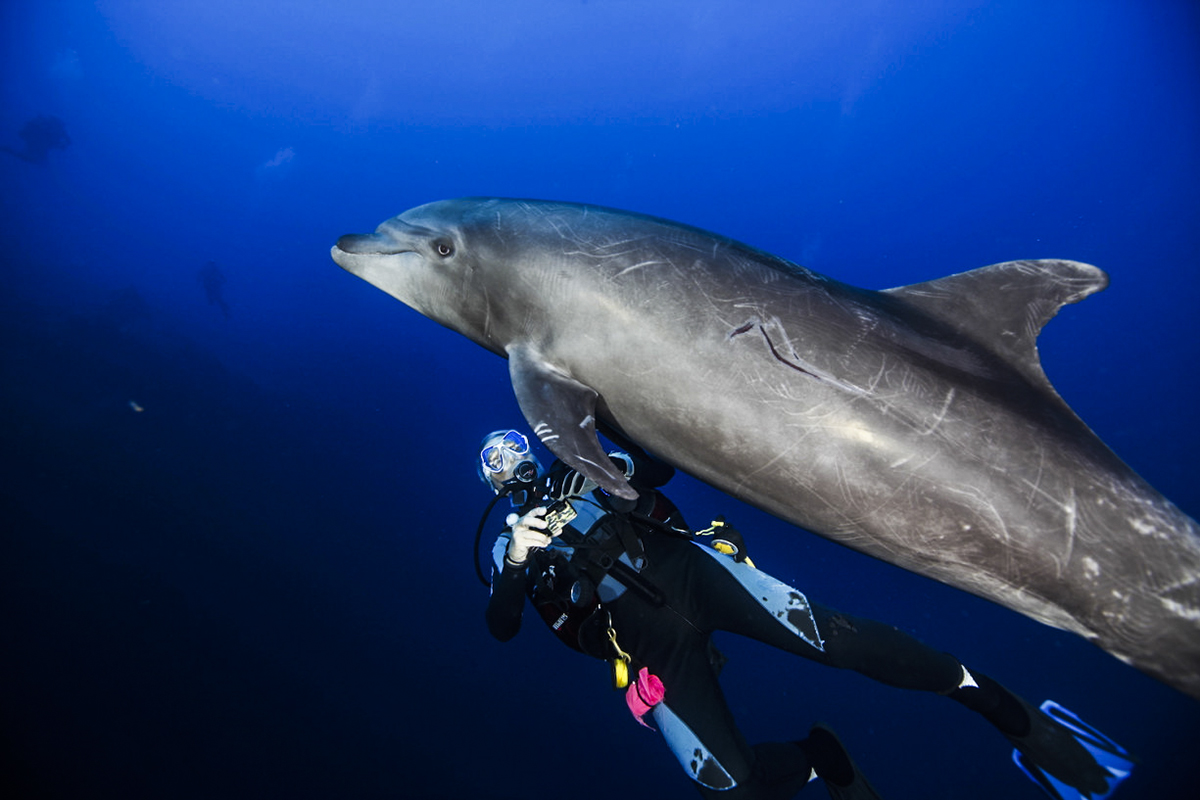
[332,197,1200,698]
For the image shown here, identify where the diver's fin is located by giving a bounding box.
[507,343,638,500]
[1011,700,1135,800]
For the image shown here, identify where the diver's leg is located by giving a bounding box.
[647,673,881,800]
[656,539,963,691]
[806,605,963,691]
[609,597,816,800]
[610,594,756,795]
[616,541,894,798]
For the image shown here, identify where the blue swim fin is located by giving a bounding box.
[1012,700,1134,800]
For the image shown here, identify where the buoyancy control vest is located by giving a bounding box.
[526,489,668,658]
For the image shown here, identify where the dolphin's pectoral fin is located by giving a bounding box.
[882,259,1108,388]
[507,344,639,500]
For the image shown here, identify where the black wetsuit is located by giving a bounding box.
[486,455,970,800]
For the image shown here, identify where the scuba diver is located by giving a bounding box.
[475,428,1135,800]
[0,114,70,164]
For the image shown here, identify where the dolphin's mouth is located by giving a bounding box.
[334,232,412,256]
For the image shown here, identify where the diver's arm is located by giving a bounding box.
[486,555,527,642]
[485,510,552,641]
[594,420,675,490]
[545,451,674,501]
[626,449,674,490]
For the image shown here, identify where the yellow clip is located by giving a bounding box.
[611,658,630,689]
[608,626,631,689]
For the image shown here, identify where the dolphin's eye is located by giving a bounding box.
[435,240,454,257]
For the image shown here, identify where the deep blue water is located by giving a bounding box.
[2,1,1198,798]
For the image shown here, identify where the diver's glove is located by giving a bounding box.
[548,453,634,501]
[548,467,596,500]
[505,507,556,566]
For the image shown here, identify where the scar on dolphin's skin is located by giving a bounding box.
[730,322,822,381]
[533,421,560,444]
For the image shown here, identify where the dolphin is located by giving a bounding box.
[332,197,1200,698]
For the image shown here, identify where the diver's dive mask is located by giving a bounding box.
[479,429,543,494]
[481,430,529,474]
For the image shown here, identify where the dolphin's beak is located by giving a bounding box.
[335,232,410,255]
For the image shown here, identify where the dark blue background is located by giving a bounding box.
[2,1,1197,798]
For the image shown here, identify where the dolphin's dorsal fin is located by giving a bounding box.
[881,259,1108,386]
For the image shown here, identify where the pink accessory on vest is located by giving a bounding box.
[625,667,665,729]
